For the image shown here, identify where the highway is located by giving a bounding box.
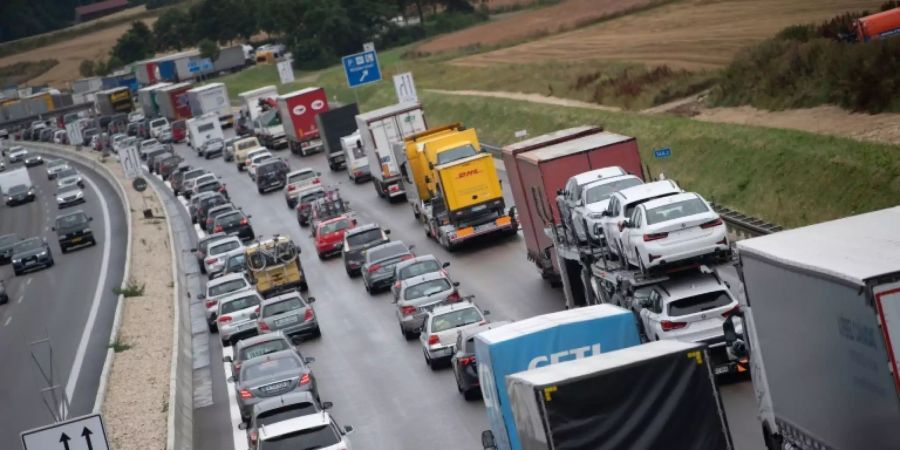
[174,132,765,450]
[0,151,127,448]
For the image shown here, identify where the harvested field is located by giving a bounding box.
[456,0,885,69]
[415,0,665,54]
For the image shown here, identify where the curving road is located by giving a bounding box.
[177,130,765,450]
[0,149,127,448]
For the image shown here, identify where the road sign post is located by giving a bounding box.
[118,145,141,180]
[21,413,110,450]
[653,147,672,159]
[341,50,382,89]
[276,59,295,84]
[392,72,418,104]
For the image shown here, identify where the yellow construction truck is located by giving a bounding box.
[395,124,517,251]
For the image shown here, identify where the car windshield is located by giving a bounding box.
[288,171,315,183]
[240,339,290,361]
[431,308,483,332]
[242,356,300,381]
[56,213,88,228]
[210,240,240,255]
[13,238,42,253]
[209,279,247,297]
[668,291,733,317]
[263,297,304,317]
[646,197,710,225]
[436,144,478,165]
[58,168,78,178]
[150,119,167,128]
[346,229,382,248]
[367,243,407,262]
[221,294,259,314]
[260,424,340,449]
[399,260,441,280]
[405,279,451,300]
[320,219,351,236]
[256,402,318,428]
[9,185,28,193]
[585,178,644,204]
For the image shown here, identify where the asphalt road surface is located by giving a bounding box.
[0,150,127,448]
[178,131,765,450]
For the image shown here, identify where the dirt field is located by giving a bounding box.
[416,0,661,54]
[0,17,157,87]
[456,0,885,68]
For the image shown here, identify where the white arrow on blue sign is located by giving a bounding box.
[342,50,382,88]
[654,147,672,159]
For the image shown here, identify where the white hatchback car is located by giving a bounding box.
[571,175,643,244]
[557,166,627,232]
[256,412,353,449]
[202,273,254,332]
[216,290,262,346]
[204,236,244,275]
[600,180,681,258]
[420,301,488,369]
[621,192,728,271]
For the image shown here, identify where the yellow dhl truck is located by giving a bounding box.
[245,235,308,297]
[395,124,517,250]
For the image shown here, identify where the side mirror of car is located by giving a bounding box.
[51,227,56,231]
[304,357,316,364]
[249,312,258,320]
[89,217,93,222]
[344,425,354,435]
[442,262,450,268]
[306,296,316,304]
[384,229,391,235]
[408,245,415,252]
[618,220,629,231]
[237,422,247,430]
[190,248,197,252]
[483,309,491,316]
[246,215,252,219]
[223,356,233,363]
[453,282,460,287]
[482,430,497,450]
[197,293,206,300]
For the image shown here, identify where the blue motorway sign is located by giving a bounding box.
[341,50,382,88]
[654,147,672,159]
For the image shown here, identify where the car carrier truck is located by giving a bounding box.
[355,102,427,200]
[723,206,900,450]
[396,124,517,250]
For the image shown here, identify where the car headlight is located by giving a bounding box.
[38,251,47,257]
[587,213,605,220]
[56,197,64,203]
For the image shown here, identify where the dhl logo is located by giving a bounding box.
[456,169,481,178]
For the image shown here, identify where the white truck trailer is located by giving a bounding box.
[187,83,233,127]
[724,206,900,449]
[355,102,427,200]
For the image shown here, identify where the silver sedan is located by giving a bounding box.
[394,271,460,339]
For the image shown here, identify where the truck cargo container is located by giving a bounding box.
[855,7,900,42]
[724,206,900,449]
[137,82,172,117]
[356,102,427,200]
[156,82,193,121]
[502,126,643,283]
[505,339,733,450]
[315,103,358,170]
[187,83,233,127]
[0,167,33,195]
[213,45,247,73]
[73,77,103,94]
[475,305,642,450]
[276,87,329,155]
[21,91,54,116]
[95,87,133,116]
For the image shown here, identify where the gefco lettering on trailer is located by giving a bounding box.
[528,344,602,370]
[456,169,481,179]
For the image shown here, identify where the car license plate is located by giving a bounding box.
[714,366,729,375]
[276,315,299,327]
[71,237,82,243]
[239,321,255,330]
[261,381,290,393]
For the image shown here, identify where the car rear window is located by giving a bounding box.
[241,340,289,361]
[646,197,710,225]
[405,279,451,300]
[300,190,325,204]
[217,212,244,227]
[237,140,258,151]
[584,178,644,204]
[320,219,351,236]
[260,425,340,448]
[208,279,247,297]
[263,297,304,317]
[197,181,221,192]
[431,308,483,332]
[210,240,240,255]
[668,291,732,317]
[367,243,407,262]
[221,294,260,314]
[243,356,300,381]
[399,260,441,280]
[347,229,382,247]
[256,402,318,427]
[289,171,315,183]
[258,162,286,175]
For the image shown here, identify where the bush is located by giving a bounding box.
[113,278,145,297]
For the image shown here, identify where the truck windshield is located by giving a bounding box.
[436,144,478,165]
[646,197,710,225]
[585,178,643,204]
[668,291,732,317]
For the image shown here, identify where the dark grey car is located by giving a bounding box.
[0,233,18,264]
[255,292,320,342]
[234,350,318,422]
[341,224,389,276]
[225,332,294,380]
[361,241,414,294]
[53,210,96,253]
[5,184,36,206]
[11,237,54,276]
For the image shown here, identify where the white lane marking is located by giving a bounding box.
[222,346,247,449]
[17,295,23,304]
[3,316,11,327]
[26,278,32,286]
[64,169,113,406]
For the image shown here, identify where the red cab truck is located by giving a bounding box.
[856,7,900,42]
[502,126,643,283]
[276,87,329,156]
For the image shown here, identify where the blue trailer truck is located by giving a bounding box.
[475,304,642,450]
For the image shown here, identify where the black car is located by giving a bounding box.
[213,210,254,242]
[204,204,237,234]
[0,233,18,265]
[196,194,229,228]
[53,210,97,253]
[24,154,44,167]
[255,159,289,194]
[341,224,390,276]
[158,155,183,179]
[5,184,36,206]
[451,322,510,400]
[0,279,8,304]
[11,237,54,276]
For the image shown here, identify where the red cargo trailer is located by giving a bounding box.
[856,7,900,42]
[503,126,643,282]
[276,87,329,156]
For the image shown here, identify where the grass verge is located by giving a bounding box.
[0,59,58,86]
[113,278,146,297]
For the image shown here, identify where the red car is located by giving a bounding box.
[314,216,356,259]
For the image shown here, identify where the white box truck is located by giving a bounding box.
[724,206,900,450]
[186,112,224,153]
[187,83,233,127]
[355,102,427,200]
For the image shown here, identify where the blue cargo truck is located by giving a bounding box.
[475,304,642,450]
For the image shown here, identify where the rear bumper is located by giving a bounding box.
[278,319,319,339]
[220,320,258,342]
[448,215,517,243]
[425,345,454,360]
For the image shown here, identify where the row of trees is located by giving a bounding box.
[81,0,486,76]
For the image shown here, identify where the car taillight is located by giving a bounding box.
[205,300,217,308]
[288,185,296,191]
[722,305,741,318]
[400,305,417,316]
[217,315,233,324]
[239,389,252,399]
[367,264,382,273]
[701,218,724,229]
[304,308,314,321]
[447,291,460,302]
[312,178,320,184]
[249,431,257,445]
[206,257,218,265]
[389,184,399,192]
[218,186,226,193]
[393,281,401,290]
[240,218,248,225]
[460,356,476,366]
[354,170,363,177]
[661,320,687,331]
[643,232,669,242]
[258,321,269,332]
[214,225,223,233]
[427,335,440,346]
[401,254,414,261]
[299,373,311,385]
